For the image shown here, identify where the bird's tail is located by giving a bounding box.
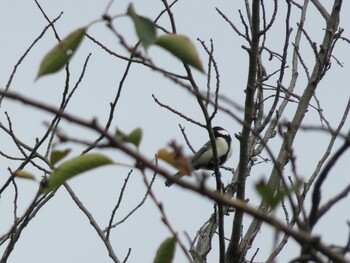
[164,172,185,187]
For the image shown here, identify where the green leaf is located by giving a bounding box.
[126,128,142,147]
[42,153,113,193]
[154,237,176,263]
[37,27,86,79]
[155,34,203,72]
[14,170,36,181]
[256,179,303,209]
[116,127,143,148]
[256,180,280,209]
[50,149,71,166]
[127,3,157,49]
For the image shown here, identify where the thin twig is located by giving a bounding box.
[141,169,192,262]
[309,131,350,229]
[216,8,250,43]
[317,183,350,220]
[106,170,132,240]
[178,124,196,154]
[0,12,63,107]
[64,183,122,263]
[105,173,156,231]
[152,94,205,128]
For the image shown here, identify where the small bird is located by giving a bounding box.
[165,126,232,187]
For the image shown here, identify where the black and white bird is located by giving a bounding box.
[165,126,232,187]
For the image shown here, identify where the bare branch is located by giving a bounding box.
[106,170,133,240]
[216,8,250,43]
[308,131,350,229]
[152,94,205,128]
[317,183,350,220]
[0,12,63,107]
[259,0,278,36]
[226,1,260,262]
[240,0,344,260]
[197,38,220,114]
[178,124,196,154]
[105,172,156,231]
[311,0,330,20]
[141,169,192,262]
[64,183,122,263]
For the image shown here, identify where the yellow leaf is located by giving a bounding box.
[14,170,36,181]
[157,148,191,175]
[50,149,71,166]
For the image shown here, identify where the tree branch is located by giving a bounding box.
[64,183,122,263]
[308,131,350,229]
[238,0,343,260]
[225,1,260,262]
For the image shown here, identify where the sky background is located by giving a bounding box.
[1,1,350,262]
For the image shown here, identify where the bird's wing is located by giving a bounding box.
[191,140,213,169]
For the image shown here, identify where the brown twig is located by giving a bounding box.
[64,183,122,263]
[308,131,350,229]
[178,124,196,154]
[105,172,156,231]
[152,94,205,128]
[216,8,250,44]
[141,168,192,262]
[0,12,63,107]
[106,170,132,240]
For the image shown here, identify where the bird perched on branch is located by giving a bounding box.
[165,126,232,187]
